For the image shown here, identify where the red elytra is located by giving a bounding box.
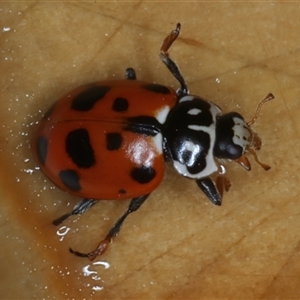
[32,80,177,200]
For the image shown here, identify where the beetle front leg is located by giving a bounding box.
[236,155,252,171]
[160,23,188,96]
[216,176,231,198]
[196,176,230,206]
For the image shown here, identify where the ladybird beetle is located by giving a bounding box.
[32,23,274,260]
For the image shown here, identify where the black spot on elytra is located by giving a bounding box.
[106,132,123,151]
[118,189,126,194]
[36,136,48,165]
[59,169,81,191]
[142,83,170,94]
[112,97,129,112]
[130,165,156,184]
[71,86,111,111]
[66,128,95,168]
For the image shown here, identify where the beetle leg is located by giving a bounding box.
[52,198,98,226]
[216,176,231,197]
[160,23,188,97]
[125,67,137,80]
[247,148,271,171]
[161,23,181,54]
[196,177,225,206]
[236,150,270,171]
[236,155,252,171]
[70,194,150,260]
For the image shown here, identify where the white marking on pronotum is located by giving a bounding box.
[173,154,218,179]
[179,95,195,103]
[187,108,202,115]
[181,141,200,168]
[172,101,223,179]
[173,125,218,179]
[188,125,203,131]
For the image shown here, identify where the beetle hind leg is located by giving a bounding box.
[70,194,150,260]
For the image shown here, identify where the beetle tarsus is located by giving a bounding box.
[52,198,98,226]
[69,238,110,261]
[69,195,150,260]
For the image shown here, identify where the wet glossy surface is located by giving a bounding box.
[1,2,300,299]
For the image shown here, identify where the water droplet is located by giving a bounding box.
[82,265,97,277]
[93,261,110,269]
[23,168,35,175]
[92,286,104,291]
[81,261,110,292]
[56,226,71,241]
[219,164,226,175]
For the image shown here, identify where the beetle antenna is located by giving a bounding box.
[160,23,189,97]
[247,93,274,126]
